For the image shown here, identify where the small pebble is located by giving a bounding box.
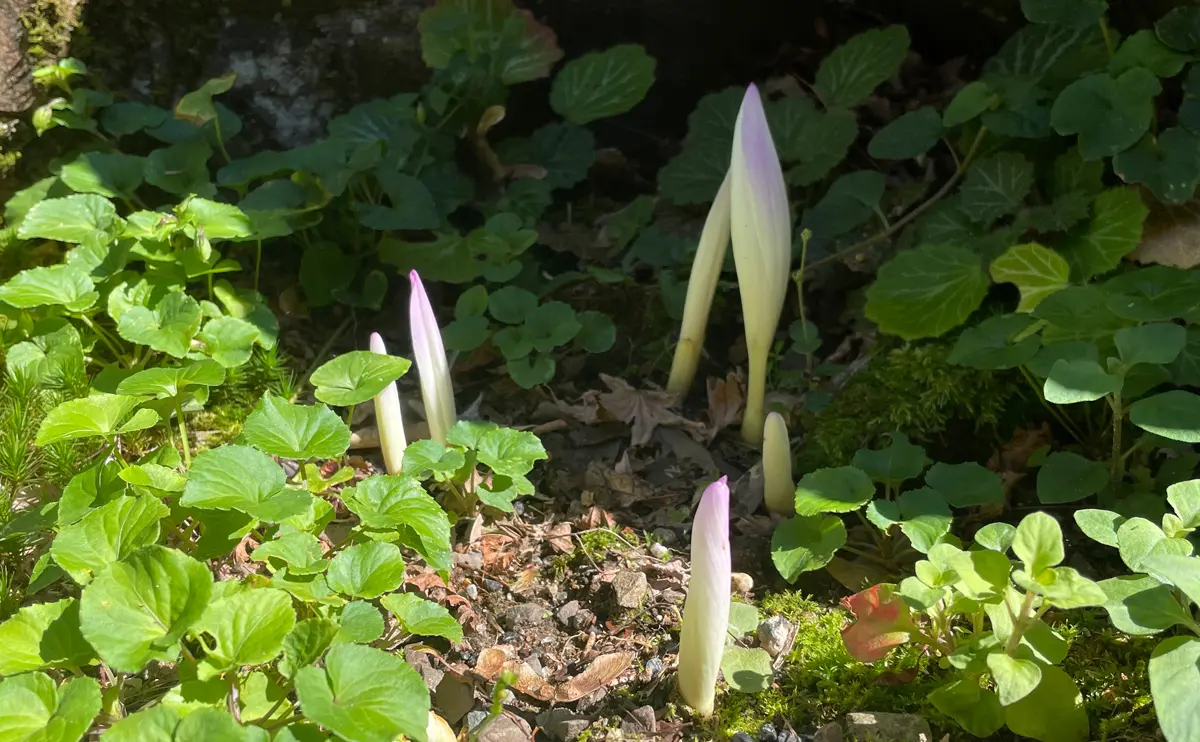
[732,733,755,742]
[758,723,778,742]
[648,542,670,559]
[466,711,489,730]
[483,578,505,592]
[499,632,520,645]
[651,527,677,545]
[464,583,479,600]
[758,615,795,657]
[731,572,754,594]
[644,657,664,678]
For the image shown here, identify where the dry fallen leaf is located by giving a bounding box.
[988,422,1052,474]
[706,372,745,440]
[597,374,705,446]
[1130,196,1200,269]
[546,523,574,553]
[554,652,633,702]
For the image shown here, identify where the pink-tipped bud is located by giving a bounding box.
[408,271,457,443]
[678,476,732,716]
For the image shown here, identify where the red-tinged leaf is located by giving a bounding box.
[840,584,915,662]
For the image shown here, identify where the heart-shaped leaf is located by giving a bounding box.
[279,618,339,679]
[381,592,463,643]
[17,194,119,244]
[36,393,157,445]
[340,474,452,573]
[241,392,351,460]
[1043,359,1122,404]
[814,25,910,108]
[0,264,98,313]
[117,292,204,358]
[1037,452,1108,505]
[116,359,225,399]
[851,433,928,488]
[181,445,312,522]
[1050,68,1161,160]
[550,44,656,125]
[196,587,296,672]
[793,466,875,516]
[294,643,428,742]
[987,653,1042,706]
[51,495,168,585]
[719,646,774,694]
[252,532,328,575]
[326,542,406,599]
[926,462,1004,507]
[865,244,988,340]
[989,243,1070,312]
[310,351,411,407]
[0,673,100,742]
[0,599,94,675]
[771,515,847,582]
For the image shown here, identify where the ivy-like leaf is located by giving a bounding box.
[865,244,988,340]
[1058,188,1148,280]
[814,25,910,108]
[1050,68,1161,160]
[989,242,1070,312]
[959,152,1035,223]
[550,44,655,124]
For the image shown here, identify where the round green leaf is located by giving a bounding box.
[1075,508,1126,547]
[1003,666,1088,741]
[925,461,1004,507]
[0,599,94,676]
[771,515,847,582]
[947,313,1041,370]
[944,81,997,127]
[989,242,1070,312]
[242,392,351,460]
[1130,390,1200,442]
[987,652,1042,706]
[525,301,582,352]
[867,107,942,160]
[280,618,339,679]
[0,264,98,313]
[793,466,875,516]
[929,679,1005,737]
[850,433,928,488]
[196,587,296,671]
[1043,359,1123,404]
[1149,635,1200,742]
[326,541,406,599]
[441,315,491,352]
[1058,188,1147,281]
[36,393,155,445]
[336,601,385,645]
[116,359,225,399]
[294,643,429,742]
[974,523,1017,553]
[1103,265,1200,322]
[1098,575,1191,636]
[58,151,146,200]
[1020,0,1106,29]
[897,487,953,554]
[1013,511,1065,576]
[381,592,463,643]
[1051,68,1161,161]
[1157,7,1200,52]
[496,123,595,191]
[1036,452,1108,505]
[0,673,99,742]
[198,316,260,368]
[310,351,411,407]
[51,495,168,585]
[1113,128,1200,205]
[814,25,910,108]
[960,152,1036,223]
[117,292,203,358]
[252,532,328,576]
[181,444,313,522]
[866,244,988,340]
[550,44,656,125]
[577,310,616,354]
[16,194,119,244]
[1114,322,1187,368]
[79,546,213,672]
[488,285,538,324]
[720,646,773,694]
[801,170,886,238]
[340,474,452,573]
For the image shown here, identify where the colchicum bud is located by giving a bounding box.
[762,411,794,514]
[730,84,792,445]
[427,711,457,742]
[677,476,731,717]
[369,332,407,474]
[409,270,457,443]
[667,172,733,396]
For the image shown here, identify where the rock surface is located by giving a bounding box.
[844,712,933,742]
[536,709,592,741]
[757,615,795,657]
[611,570,649,609]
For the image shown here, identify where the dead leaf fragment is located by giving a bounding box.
[554,652,633,702]
[597,374,705,446]
[546,523,574,553]
[1130,196,1200,269]
[705,372,745,440]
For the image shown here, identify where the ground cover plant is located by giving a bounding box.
[4,0,1200,740]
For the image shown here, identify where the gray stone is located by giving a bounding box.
[814,722,845,742]
[454,550,483,570]
[570,607,596,631]
[844,712,932,742]
[434,673,474,726]
[475,712,533,742]
[611,571,649,609]
[536,709,592,741]
[466,711,489,731]
[556,600,581,627]
[502,602,550,629]
[652,527,677,545]
[648,542,670,559]
[731,572,754,594]
[620,706,656,736]
[403,648,443,691]
[757,615,795,657]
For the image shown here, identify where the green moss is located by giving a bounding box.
[1056,613,1158,741]
[801,341,1021,470]
[20,0,81,63]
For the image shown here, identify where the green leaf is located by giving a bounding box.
[340,475,451,573]
[925,462,1004,507]
[1114,322,1187,369]
[242,392,351,460]
[1168,479,1200,529]
[989,243,1070,312]
[58,151,145,199]
[380,592,463,642]
[107,705,268,741]
[1020,0,1106,29]
[1016,565,1106,608]
[326,542,406,599]
[51,495,168,584]
[1051,68,1161,160]
[175,73,236,126]
[0,264,97,313]
[1157,7,1200,52]
[0,673,99,742]
[987,652,1042,706]
[866,498,904,534]
[145,139,214,197]
[1036,452,1107,504]
[1118,518,1184,572]
[726,602,760,640]
[974,523,1017,553]
[947,313,1041,370]
[793,466,875,516]
[442,315,491,353]
[1013,511,1065,575]
[783,107,859,186]
[1149,636,1200,742]
[36,393,156,445]
[1098,575,1191,635]
[525,301,581,352]
[197,317,258,368]
[252,532,329,575]
[0,599,94,675]
[865,244,988,340]
[196,587,296,672]
[117,292,203,358]
[719,646,773,694]
[294,643,428,742]
[898,488,953,553]
[656,88,740,204]
[476,426,548,478]
[356,171,439,231]
[79,546,213,672]
[1130,390,1200,442]
[1003,666,1089,741]
[959,152,1035,223]
[116,359,225,398]
[867,107,942,160]
[1143,554,1200,607]
[803,172,886,243]
[850,433,928,488]
[944,81,997,127]
[577,310,617,354]
[488,285,539,324]
[1075,508,1125,547]
[771,515,847,581]
[1044,358,1122,404]
[335,601,385,645]
[1114,128,1200,204]
[399,440,466,482]
[17,194,119,245]
[119,463,187,495]
[929,679,1005,737]
[497,122,595,190]
[310,351,411,407]
[100,101,169,138]
[550,44,655,124]
[182,445,312,522]
[177,197,254,241]
[814,25,910,108]
[279,618,339,679]
[1111,30,1190,77]
[298,244,356,308]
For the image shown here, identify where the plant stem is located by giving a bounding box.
[1018,365,1086,444]
[793,229,814,376]
[78,315,128,366]
[1005,590,1037,656]
[175,402,192,468]
[803,126,988,272]
[1110,391,1124,488]
[254,240,262,292]
[299,462,310,490]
